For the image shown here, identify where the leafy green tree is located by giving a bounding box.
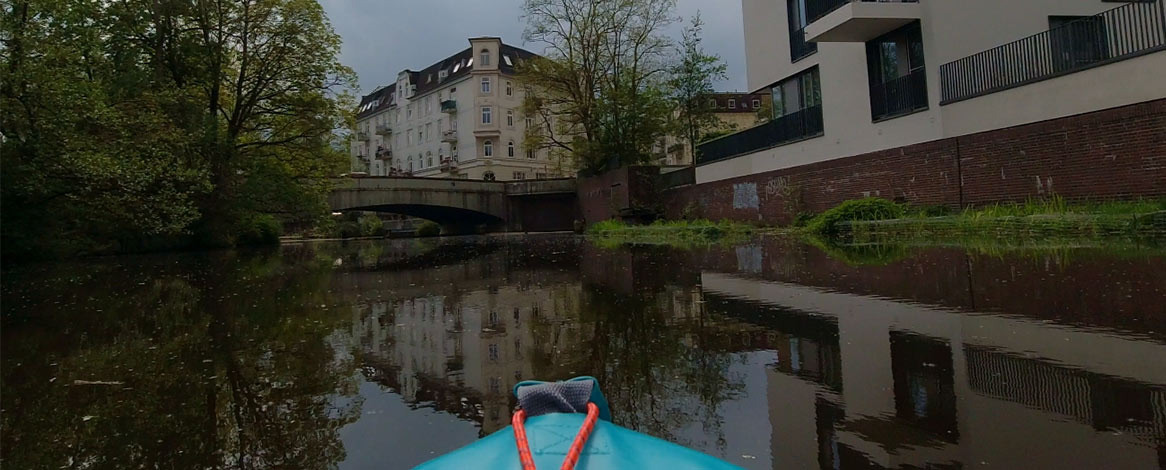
[0,0,355,257]
[667,14,728,163]
[519,0,676,174]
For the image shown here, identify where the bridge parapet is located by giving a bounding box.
[504,178,576,196]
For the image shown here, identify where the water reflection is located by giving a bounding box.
[3,236,1165,469]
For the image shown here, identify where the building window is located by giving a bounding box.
[406,129,413,145]
[506,81,513,96]
[708,98,717,108]
[728,99,736,109]
[426,151,433,167]
[506,110,514,127]
[525,117,533,128]
[507,141,515,157]
[450,143,458,160]
[787,0,817,61]
[535,172,547,179]
[752,99,761,108]
[483,140,493,157]
[526,148,535,159]
[481,77,491,94]
[865,21,927,121]
[481,106,492,124]
[480,49,491,66]
[425,123,432,141]
[513,171,526,180]
[1049,16,1110,72]
[483,171,495,181]
[770,66,821,118]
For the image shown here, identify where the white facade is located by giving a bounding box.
[352,38,571,181]
[703,0,1166,184]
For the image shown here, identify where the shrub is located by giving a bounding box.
[416,221,441,237]
[807,198,904,235]
[913,205,952,217]
[235,213,282,246]
[792,212,815,227]
[358,214,384,237]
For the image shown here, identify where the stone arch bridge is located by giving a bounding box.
[328,177,578,232]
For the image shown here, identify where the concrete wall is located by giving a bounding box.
[669,99,1166,224]
[725,0,1166,185]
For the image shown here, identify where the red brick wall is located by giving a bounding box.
[578,166,659,223]
[666,99,1166,224]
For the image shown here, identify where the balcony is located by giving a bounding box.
[939,0,1166,104]
[790,26,818,62]
[375,124,392,136]
[696,104,824,165]
[441,100,457,113]
[355,131,369,141]
[375,147,392,160]
[439,158,457,172]
[870,68,928,121]
[441,129,458,142]
[803,0,920,43]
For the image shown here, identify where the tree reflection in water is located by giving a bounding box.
[1,247,361,469]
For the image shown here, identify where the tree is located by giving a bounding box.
[519,0,676,174]
[0,0,355,257]
[667,14,727,164]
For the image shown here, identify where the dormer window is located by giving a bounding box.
[480,49,491,66]
[503,55,513,66]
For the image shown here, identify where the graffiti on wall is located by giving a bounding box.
[733,183,759,210]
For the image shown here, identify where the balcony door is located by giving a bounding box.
[1050,16,1110,73]
[865,21,928,120]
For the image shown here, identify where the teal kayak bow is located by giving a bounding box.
[415,377,742,470]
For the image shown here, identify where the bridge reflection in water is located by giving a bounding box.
[329,236,1166,469]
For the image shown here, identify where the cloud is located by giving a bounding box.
[320,0,748,96]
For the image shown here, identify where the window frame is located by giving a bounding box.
[481,77,491,94]
[483,140,493,157]
[481,106,492,124]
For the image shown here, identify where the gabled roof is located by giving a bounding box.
[356,40,541,119]
[355,84,396,119]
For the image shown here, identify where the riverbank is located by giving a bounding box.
[586,219,758,248]
[840,199,1166,243]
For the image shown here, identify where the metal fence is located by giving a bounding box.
[870,68,929,120]
[940,0,1166,104]
[696,105,824,165]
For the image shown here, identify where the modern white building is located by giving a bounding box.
[351,37,572,181]
[697,0,1166,184]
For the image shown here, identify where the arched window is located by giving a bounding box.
[480,49,491,66]
[506,110,514,127]
[483,140,493,157]
[483,171,496,181]
[426,151,433,167]
[507,141,515,157]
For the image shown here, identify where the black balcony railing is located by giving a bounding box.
[939,0,1166,104]
[790,26,818,61]
[697,105,824,165]
[870,68,928,120]
[805,0,918,25]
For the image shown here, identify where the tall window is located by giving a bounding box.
[483,140,493,157]
[526,148,535,159]
[525,117,533,128]
[507,141,515,157]
[425,123,432,141]
[480,49,491,66]
[513,171,526,180]
[506,81,513,96]
[787,0,816,61]
[770,67,821,118]
[481,106,492,124]
[481,77,491,94]
[865,21,927,120]
[506,110,514,127]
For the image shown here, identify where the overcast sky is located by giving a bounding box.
[319,0,748,97]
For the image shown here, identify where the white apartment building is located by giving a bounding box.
[697,0,1166,183]
[351,37,571,181]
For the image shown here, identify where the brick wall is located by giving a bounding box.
[666,99,1166,224]
[578,166,660,223]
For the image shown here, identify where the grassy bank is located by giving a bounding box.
[587,219,756,248]
[836,198,1166,242]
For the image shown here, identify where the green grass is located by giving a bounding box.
[587,219,755,248]
[838,196,1166,242]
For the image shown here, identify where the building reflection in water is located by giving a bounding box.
[331,237,1166,469]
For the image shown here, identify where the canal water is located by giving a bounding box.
[2,235,1165,469]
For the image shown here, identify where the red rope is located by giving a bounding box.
[512,402,600,470]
